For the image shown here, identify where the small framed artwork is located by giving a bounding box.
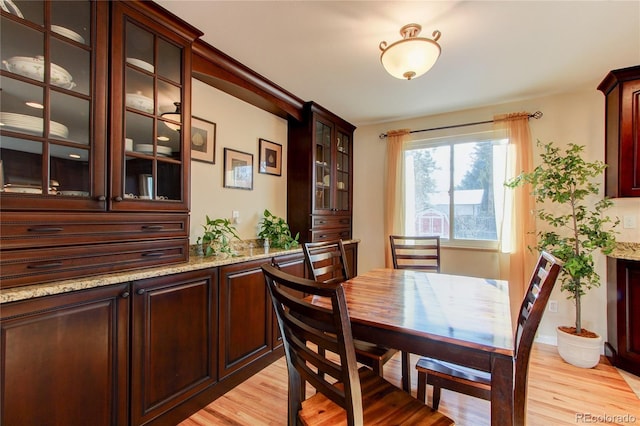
[191,116,216,163]
[224,148,253,190]
[259,138,282,176]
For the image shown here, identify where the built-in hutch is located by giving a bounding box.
[0,1,358,425]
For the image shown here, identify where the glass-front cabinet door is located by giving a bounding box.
[335,128,350,212]
[0,0,108,210]
[110,1,192,212]
[314,118,332,211]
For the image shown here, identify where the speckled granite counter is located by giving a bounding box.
[0,244,303,304]
[608,242,640,261]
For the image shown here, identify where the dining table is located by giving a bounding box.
[311,268,515,426]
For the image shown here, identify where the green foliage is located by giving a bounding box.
[257,209,299,249]
[505,141,618,333]
[199,215,240,256]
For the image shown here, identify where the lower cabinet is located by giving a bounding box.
[0,283,130,426]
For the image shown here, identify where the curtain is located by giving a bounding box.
[494,113,536,327]
[384,129,411,267]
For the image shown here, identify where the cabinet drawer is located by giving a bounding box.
[1,239,188,289]
[0,212,188,250]
[311,227,352,242]
[311,215,351,230]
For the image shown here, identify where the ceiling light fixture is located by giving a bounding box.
[379,23,442,80]
[162,102,181,131]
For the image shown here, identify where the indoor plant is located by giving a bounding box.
[506,141,618,368]
[257,209,299,249]
[198,215,241,256]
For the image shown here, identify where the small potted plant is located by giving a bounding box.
[506,141,618,368]
[257,209,300,250]
[199,215,241,256]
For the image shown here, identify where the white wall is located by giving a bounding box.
[353,85,640,345]
[190,79,288,242]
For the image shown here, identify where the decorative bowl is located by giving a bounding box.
[2,56,76,90]
[126,92,154,113]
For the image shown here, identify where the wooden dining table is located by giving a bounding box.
[311,268,515,426]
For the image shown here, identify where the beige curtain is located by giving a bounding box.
[384,129,411,267]
[494,113,537,327]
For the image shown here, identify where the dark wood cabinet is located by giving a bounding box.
[0,283,130,426]
[0,1,202,288]
[288,102,356,243]
[598,65,640,197]
[131,268,218,426]
[606,258,640,376]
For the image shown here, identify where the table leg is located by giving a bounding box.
[491,355,514,426]
[401,351,410,392]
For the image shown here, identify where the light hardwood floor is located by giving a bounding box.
[181,343,640,426]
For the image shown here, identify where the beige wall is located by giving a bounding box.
[353,85,640,345]
[190,79,288,242]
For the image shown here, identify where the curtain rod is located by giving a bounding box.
[378,110,543,139]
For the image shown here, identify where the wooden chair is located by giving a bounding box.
[302,241,401,387]
[416,251,563,425]
[389,235,441,272]
[261,262,454,426]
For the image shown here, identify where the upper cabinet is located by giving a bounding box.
[0,0,109,211]
[288,102,356,243]
[598,65,640,198]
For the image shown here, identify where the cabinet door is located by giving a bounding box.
[110,1,200,212]
[616,260,640,374]
[219,259,273,378]
[313,115,335,213]
[1,283,129,426]
[131,268,218,426]
[0,0,109,211]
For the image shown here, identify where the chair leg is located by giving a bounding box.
[417,370,427,403]
[372,358,384,377]
[432,385,442,409]
[401,351,411,392]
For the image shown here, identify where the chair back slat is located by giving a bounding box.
[389,235,441,272]
[304,240,350,284]
[513,251,563,425]
[262,263,363,425]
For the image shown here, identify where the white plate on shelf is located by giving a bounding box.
[3,185,42,194]
[134,144,172,157]
[51,25,85,44]
[2,56,76,90]
[126,92,154,113]
[57,190,89,197]
[0,0,23,18]
[126,57,154,73]
[0,112,69,138]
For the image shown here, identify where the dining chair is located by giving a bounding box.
[261,262,454,426]
[389,235,441,272]
[415,250,563,425]
[302,241,400,386]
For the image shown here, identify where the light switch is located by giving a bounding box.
[623,215,637,229]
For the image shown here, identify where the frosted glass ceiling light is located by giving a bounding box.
[379,24,442,80]
[162,102,181,131]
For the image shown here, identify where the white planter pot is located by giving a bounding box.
[556,327,602,368]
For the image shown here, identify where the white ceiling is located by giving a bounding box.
[155,1,640,127]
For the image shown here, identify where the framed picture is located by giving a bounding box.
[259,138,282,176]
[224,148,253,190]
[191,116,216,163]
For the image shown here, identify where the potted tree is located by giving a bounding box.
[198,215,241,256]
[506,141,618,368]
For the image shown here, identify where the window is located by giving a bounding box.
[404,132,508,248]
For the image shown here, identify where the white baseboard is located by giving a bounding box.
[534,334,557,346]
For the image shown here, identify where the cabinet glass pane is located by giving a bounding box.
[125,111,153,154]
[125,69,154,115]
[125,21,154,68]
[157,38,180,83]
[1,77,44,137]
[0,137,43,193]
[51,38,89,95]
[7,1,43,26]
[124,157,153,199]
[336,130,349,210]
[156,121,180,160]
[50,143,89,195]
[1,18,44,76]
[50,92,88,144]
[51,1,90,46]
[157,162,181,200]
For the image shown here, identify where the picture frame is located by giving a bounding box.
[191,116,216,163]
[258,138,282,176]
[224,148,253,190]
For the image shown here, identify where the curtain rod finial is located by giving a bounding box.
[379,133,387,139]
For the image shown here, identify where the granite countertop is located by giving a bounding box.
[0,244,304,304]
[608,242,640,261]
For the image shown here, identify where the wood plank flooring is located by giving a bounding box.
[180,343,640,426]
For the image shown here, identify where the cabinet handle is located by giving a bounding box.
[122,291,130,298]
[136,289,145,295]
[114,196,123,202]
[141,225,164,231]
[27,262,63,269]
[141,251,164,257]
[97,195,106,201]
[27,227,64,233]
